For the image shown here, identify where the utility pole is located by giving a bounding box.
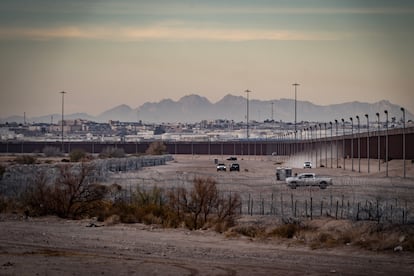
[376,112,380,172]
[356,115,360,173]
[60,91,67,153]
[350,117,354,171]
[245,89,251,139]
[245,89,251,157]
[292,83,299,142]
[401,107,406,178]
[341,118,346,170]
[365,114,370,173]
[335,119,338,168]
[329,121,333,169]
[271,102,274,121]
[384,110,389,177]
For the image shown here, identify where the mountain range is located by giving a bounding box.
[1,94,412,124]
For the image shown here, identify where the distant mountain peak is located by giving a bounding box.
[1,94,412,124]
[179,94,211,105]
[217,94,245,104]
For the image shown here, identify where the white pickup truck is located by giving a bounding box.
[286,173,332,189]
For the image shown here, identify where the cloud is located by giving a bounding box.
[0,25,345,42]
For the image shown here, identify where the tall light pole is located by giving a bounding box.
[324,122,327,168]
[271,102,274,121]
[350,117,354,171]
[384,110,389,177]
[309,126,313,165]
[315,124,318,168]
[60,91,67,153]
[376,112,380,172]
[341,118,345,170]
[335,119,339,168]
[306,127,310,161]
[356,115,360,173]
[365,114,370,173]
[329,121,333,168]
[401,107,406,178]
[245,89,251,139]
[245,89,251,157]
[319,123,323,167]
[292,83,299,148]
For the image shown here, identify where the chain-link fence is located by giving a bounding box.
[1,155,412,224]
[105,173,413,224]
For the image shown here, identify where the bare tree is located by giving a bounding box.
[51,163,108,218]
[24,171,52,216]
[216,192,241,227]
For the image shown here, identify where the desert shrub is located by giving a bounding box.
[0,164,5,180]
[167,177,241,230]
[103,177,241,230]
[215,192,241,228]
[24,163,109,219]
[0,196,10,212]
[112,201,141,223]
[99,147,125,158]
[107,186,168,224]
[42,146,63,157]
[132,186,166,224]
[0,195,23,213]
[270,223,298,239]
[22,171,53,216]
[52,164,108,218]
[349,223,414,252]
[187,177,219,229]
[232,225,266,238]
[0,196,6,212]
[309,232,338,249]
[146,141,167,155]
[167,177,218,230]
[95,200,115,222]
[69,148,86,162]
[15,155,36,164]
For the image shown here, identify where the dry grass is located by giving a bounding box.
[230,225,266,238]
[227,218,414,252]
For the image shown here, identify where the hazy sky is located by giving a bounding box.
[0,0,413,118]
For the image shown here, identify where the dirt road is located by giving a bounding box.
[1,216,413,276]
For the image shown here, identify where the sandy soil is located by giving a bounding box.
[1,154,414,275]
[1,215,414,276]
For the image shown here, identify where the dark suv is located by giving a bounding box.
[230,163,240,171]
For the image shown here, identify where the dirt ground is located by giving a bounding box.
[1,154,414,275]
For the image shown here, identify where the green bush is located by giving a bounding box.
[69,148,86,162]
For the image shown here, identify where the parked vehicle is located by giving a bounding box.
[217,163,226,171]
[303,161,312,169]
[286,173,332,189]
[229,163,240,171]
[276,167,292,181]
[227,156,237,161]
